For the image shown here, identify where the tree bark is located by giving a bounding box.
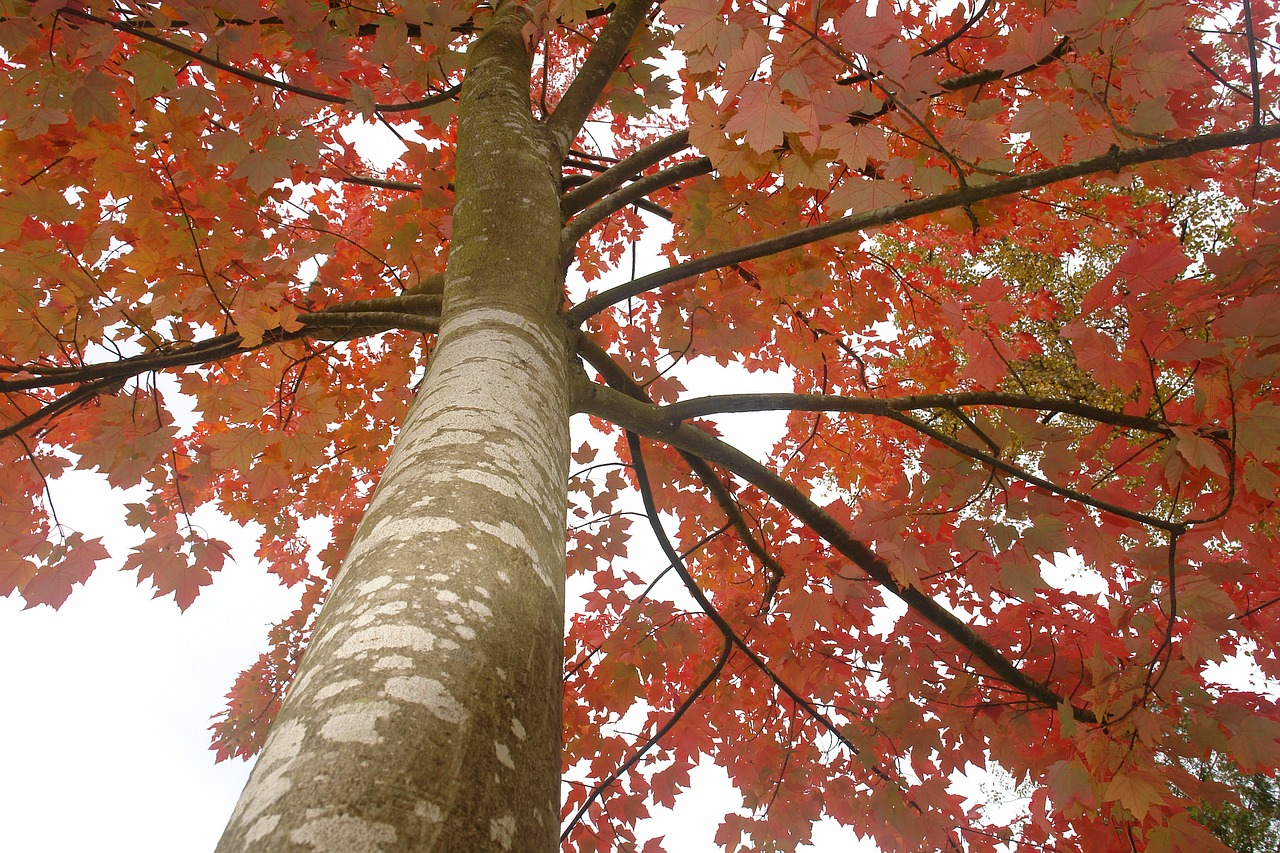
[217,4,571,850]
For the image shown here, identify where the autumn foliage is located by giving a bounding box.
[4,0,1280,849]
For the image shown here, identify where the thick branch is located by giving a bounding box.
[565,123,1280,322]
[661,391,1190,437]
[562,170,675,219]
[561,128,692,215]
[328,173,423,192]
[575,375,1097,722]
[0,296,438,440]
[578,337,786,607]
[546,0,656,152]
[562,157,713,245]
[0,294,440,393]
[2,377,124,441]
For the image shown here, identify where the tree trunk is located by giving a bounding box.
[217,6,571,850]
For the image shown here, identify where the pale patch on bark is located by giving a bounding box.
[260,719,306,768]
[440,307,558,349]
[340,515,462,570]
[489,815,517,851]
[424,427,486,445]
[319,700,393,744]
[452,468,538,506]
[469,519,549,589]
[356,576,392,595]
[352,601,408,629]
[372,654,413,671]
[289,815,397,852]
[384,675,465,724]
[415,801,443,823]
[334,624,437,659]
[376,515,462,539]
[288,666,320,699]
[244,815,280,844]
[436,589,460,604]
[314,678,362,703]
[495,742,514,769]
[511,718,526,740]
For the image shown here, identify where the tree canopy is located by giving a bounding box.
[3,0,1280,850]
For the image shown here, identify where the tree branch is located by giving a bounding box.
[545,0,657,153]
[0,294,441,394]
[838,29,1069,92]
[1,377,125,441]
[561,128,692,215]
[565,123,1280,322]
[1241,0,1265,127]
[660,391,1196,438]
[560,634,732,842]
[623,431,889,769]
[621,428,964,849]
[565,523,730,679]
[562,157,713,246]
[886,409,1183,533]
[57,7,461,114]
[920,0,992,59]
[327,173,424,193]
[577,336,786,608]
[659,387,1210,531]
[574,374,1098,723]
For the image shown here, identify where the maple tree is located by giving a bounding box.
[4,0,1280,849]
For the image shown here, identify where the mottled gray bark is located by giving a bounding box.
[217,5,571,851]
